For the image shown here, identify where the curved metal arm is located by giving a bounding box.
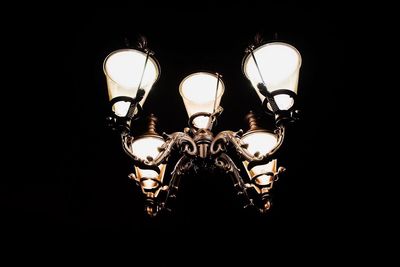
[247,126,286,170]
[215,153,253,208]
[150,132,197,166]
[210,130,256,161]
[211,126,286,171]
[159,155,193,211]
[120,133,161,173]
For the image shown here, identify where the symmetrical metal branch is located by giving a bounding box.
[210,126,286,169]
[215,153,254,209]
[103,35,303,217]
[150,132,197,166]
[211,130,255,161]
[116,108,290,216]
[159,155,193,211]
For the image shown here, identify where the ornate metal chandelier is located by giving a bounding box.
[103,37,302,216]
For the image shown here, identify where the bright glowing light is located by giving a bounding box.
[254,174,274,186]
[267,94,295,111]
[131,135,166,188]
[243,160,277,182]
[243,42,301,110]
[180,73,224,103]
[103,49,159,116]
[131,136,164,160]
[179,72,225,128]
[141,178,158,189]
[241,131,278,185]
[241,131,278,156]
[134,164,166,189]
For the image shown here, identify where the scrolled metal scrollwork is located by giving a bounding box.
[116,109,289,216]
[210,130,263,163]
[149,132,197,166]
[215,153,254,208]
[157,155,193,213]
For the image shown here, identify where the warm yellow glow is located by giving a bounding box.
[137,169,159,179]
[241,131,278,187]
[131,135,166,191]
[130,136,164,161]
[243,42,301,110]
[141,178,158,189]
[254,174,274,186]
[243,160,277,184]
[179,72,225,128]
[103,49,159,116]
[134,164,166,189]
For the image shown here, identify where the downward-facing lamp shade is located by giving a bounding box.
[131,136,166,190]
[243,42,301,111]
[241,131,278,188]
[103,49,160,117]
[179,72,225,129]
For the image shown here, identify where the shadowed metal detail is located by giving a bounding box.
[103,36,302,216]
[113,107,292,216]
[215,153,254,209]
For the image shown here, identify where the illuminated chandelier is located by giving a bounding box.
[103,36,302,216]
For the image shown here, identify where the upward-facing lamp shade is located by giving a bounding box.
[179,72,225,129]
[103,49,160,117]
[243,42,301,111]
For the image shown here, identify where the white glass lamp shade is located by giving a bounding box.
[243,42,301,110]
[179,72,225,129]
[241,131,278,189]
[103,49,160,117]
[131,136,166,190]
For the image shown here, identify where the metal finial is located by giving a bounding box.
[145,114,158,135]
[245,111,261,131]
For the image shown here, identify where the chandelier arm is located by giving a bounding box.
[150,132,197,166]
[215,153,254,208]
[176,133,198,156]
[210,130,256,161]
[247,126,286,170]
[120,133,161,173]
[159,155,193,211]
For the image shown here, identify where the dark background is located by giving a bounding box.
[3,4,353,256]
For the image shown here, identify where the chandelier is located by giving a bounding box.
[103,37,302,216]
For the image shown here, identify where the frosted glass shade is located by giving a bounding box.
[103,49,160,117]
[243,42,301,110]
[179,72,225,128]
[131,136,166,190]
[241,131,278,187]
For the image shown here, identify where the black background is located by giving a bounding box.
[3,3,355,257]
